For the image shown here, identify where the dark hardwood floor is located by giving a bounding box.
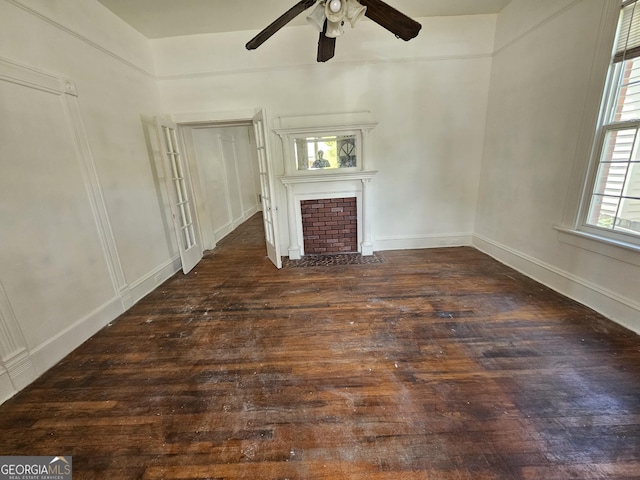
[1,214,639,479]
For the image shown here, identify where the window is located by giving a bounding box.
[584,0,640,243]
[294,134,357,171]
[273,111,377,177]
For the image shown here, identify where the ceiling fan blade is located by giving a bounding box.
[317,20,336,62]
[246,0,317,50]
[359,0,421,41]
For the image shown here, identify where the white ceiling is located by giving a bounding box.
[96,0,512,39]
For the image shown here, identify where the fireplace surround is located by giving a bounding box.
[275,112,377,260]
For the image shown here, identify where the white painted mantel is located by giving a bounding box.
[279,171,378,259]
[274,112,378,260]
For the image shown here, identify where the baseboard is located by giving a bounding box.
[0,368,15,404]
[244,205,259,218]
[29,296,124,383]
[375,233,473,251]
[0,255,183,405]
[3,348,37,393]
[121,255,182,310]
[0,296,124,404]
[212,210,262,245]
[214,222,235,242]
[278,233,472,259]
[472,234,640,335]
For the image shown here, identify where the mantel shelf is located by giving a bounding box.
[279,171,377,186]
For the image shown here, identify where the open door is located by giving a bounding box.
[252,110,282,268]
[156,117,203,274]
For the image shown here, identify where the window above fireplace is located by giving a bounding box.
[294,134,357,171]
[274,111,377,176]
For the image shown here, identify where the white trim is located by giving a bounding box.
[0,57,72,95]
[0,56,146,402]
[216,133,236,230]
[29,297,124,378]
[279,172,377,259]
[0,55,127,301]
[472,234,640,335]
[155,54,493,82]
[274,111,376,131]
[6,0,154,78]
[555,226,640,267]
[0,292,132,403]
[3,349,37,392]
[560,0,622,228]
[62,76,129,299]
[274,112,377,177]
[375,233,473,251]
[122,255,182,310]
[214,222,236,243]
[279,171,378,185]
[0,281,27,363]
[0,280,37,393]
[493,0,584,56]
[172,110,257,125]
[0,369,16,404]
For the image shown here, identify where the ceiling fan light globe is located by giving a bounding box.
[345,0,367,27]
[306,2,327,32]
[325,0,346,22]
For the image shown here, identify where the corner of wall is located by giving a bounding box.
[472,234,640,335]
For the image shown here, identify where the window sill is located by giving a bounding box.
[554,226,640,267]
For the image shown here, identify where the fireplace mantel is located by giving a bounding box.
[279,170,377,186]
[274,112,378,260]
[279,171,378,260]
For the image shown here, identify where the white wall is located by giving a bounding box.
[152,14,497,253]
[474,0,640,333]
[0,0,179,402]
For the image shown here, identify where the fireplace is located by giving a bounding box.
[279,171,376,259]
[274,111,378,260]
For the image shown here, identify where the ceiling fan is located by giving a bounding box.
[246,0,422,62]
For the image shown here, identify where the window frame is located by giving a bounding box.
[577,1,640,248]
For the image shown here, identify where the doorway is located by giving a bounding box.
[181,122,259,250]
[176,110,281,268]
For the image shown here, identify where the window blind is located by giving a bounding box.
[615,0,640,62]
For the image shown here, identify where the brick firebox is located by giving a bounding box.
[300,197,358,254]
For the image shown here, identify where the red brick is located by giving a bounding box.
[302,197,358,254]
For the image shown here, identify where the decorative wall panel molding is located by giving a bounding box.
[0,56,129,400]
[0,280,36,392]
[0,56,128,301]
[7,0,154,78]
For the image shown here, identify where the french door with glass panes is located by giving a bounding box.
[252,109,281,268]
[157,117,203,273]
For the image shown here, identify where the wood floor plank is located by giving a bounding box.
[0,213,639,479]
